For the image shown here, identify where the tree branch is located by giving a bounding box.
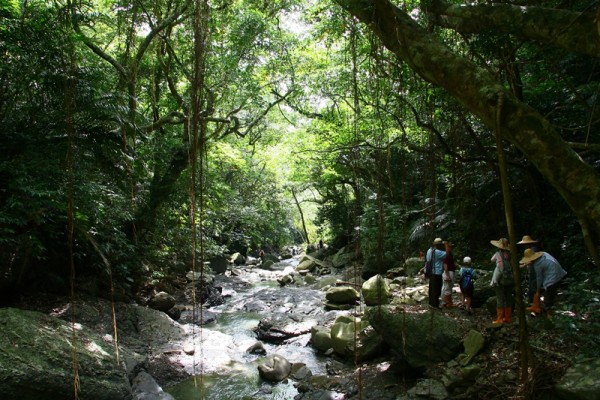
[424,1,600,58]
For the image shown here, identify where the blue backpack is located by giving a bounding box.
[460,268,474,291]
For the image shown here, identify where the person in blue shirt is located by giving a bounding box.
[520,248,567,318]
[458,256,476,314]
[426,238,451,309]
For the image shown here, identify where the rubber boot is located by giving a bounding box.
[444,295,456,308]
[492,308,505,325]
[503,307,512,323]
[527,292,542,314]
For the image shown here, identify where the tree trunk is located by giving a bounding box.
[335,0,600,250]
[291,188,310,244]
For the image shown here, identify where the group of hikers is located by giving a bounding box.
[425,235,567,324]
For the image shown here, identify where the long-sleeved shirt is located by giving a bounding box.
[533,252,567,291]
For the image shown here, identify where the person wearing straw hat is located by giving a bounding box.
[520,248,567,318]
[426,238,451,309]
[517,235,541,306]
[490,238,514,324]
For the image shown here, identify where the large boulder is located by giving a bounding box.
[296,255,328,274]
[257,354,291,382]
[310,326,333,353]
[555,357,600,400]
[330,315,382,361]
[148,291,176,312]
[330,246,357,268]
[0,308,130,400]
[362,274,391,306]
[210,255,229,274]
[404,257,425,276]
[367,305,472,370]
[131,371,175,400]
[324,286,360,306]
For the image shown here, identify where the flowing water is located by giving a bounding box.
[165,256,330,399]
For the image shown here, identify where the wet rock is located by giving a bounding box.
[183,279,224,307]
[277,273,295,286]
[257,354,291,381]
[291,363,313,381]
[246,341,267,355]
[145,353,189,387]
[179,308,218,325]
[131,371,175,400]
[255,315,311,343]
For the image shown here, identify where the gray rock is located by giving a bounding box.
[367,305,472,370]
[179,309,218,325]
[0,308,130,400]
[310,325,333,353]
[210,255,229,274]
[148,291,176,312]
[246,341,267,355]
[555,357,600,400]
[131,371,175,400]
[257,354,291,381]
[461,329,485,365]
[362,274,391,306]
[325,286,360,305]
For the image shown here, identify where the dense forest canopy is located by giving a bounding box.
[1,0,599,300]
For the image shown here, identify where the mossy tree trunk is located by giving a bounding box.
[335,0,600,264]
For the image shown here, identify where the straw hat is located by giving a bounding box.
[490,238,510,251]
[517,235,538,245]
[433,238,444,245]
[520,248,543,264]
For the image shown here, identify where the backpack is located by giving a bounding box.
[500,253,513,285]
[423,246,435,278]
[424,259,433,278]
[460,268,474,291]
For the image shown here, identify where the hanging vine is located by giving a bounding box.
[348,16,364,400]
[189,0,210,395]
[493,92,532,385]
[65,0,80,397]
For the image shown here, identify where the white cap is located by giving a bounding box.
[463,256,472,264]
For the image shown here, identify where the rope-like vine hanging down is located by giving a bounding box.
[64,1,81,397]
[348,16,364,400]
[189,0,210,395]
[492,92,532,384]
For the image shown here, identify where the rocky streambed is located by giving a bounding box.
[2,250,597,400]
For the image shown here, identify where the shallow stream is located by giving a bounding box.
[165,256,330,399]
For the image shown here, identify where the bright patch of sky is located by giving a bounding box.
[279,9,311,39]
